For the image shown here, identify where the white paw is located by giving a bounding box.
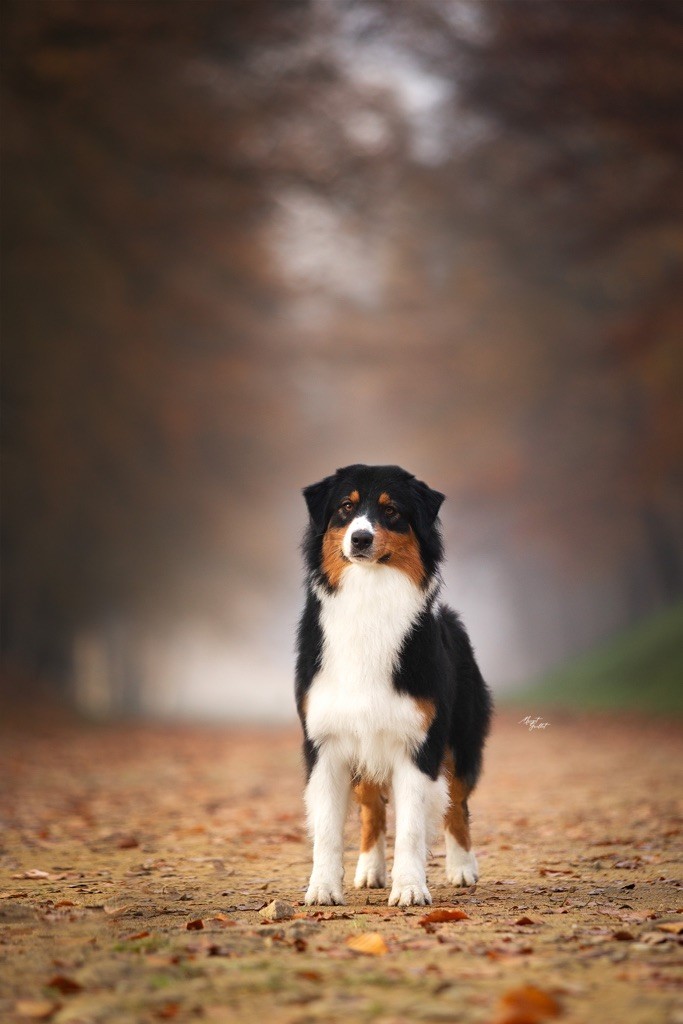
[354,847,387,889]
[446,845,479,887]
[304,881,345,906]
[388,883,432,907]
[354,864,386,888]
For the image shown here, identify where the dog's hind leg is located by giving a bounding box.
[353,780,387,888]
[444,761,479,887]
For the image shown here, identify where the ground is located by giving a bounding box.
[1,711,681,1024]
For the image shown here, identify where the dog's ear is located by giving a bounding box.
[410,478,445,535]
[303,473,339,533]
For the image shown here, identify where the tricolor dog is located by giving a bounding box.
[295,464,492,907]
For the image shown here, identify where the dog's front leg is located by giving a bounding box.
[304,746,350,905]
[389,758,445,907]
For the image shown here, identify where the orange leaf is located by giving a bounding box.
[15,1000,58,1019]
[346,932,388,956]
[495,984,562,1024]
[125,930,151,941]
[186,918,204,931]
[418,908,469,927]
[296,970,323,982]
[656,921,683,934]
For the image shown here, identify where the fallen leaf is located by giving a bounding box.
[258,899,295,922]
[495,984,562,1023]
[186,919,204,931]
[155,1003,180,1019]
[346,932,388,956]
[418,908,469,927]
[117,835,140,849]
[103,904,134,917]
[514,916,536,926]
[47,976,82,995]
[656,921,683,934]
[612,930,634,941]
[13,869,51,880]
[125,930,151,940]
[15,1000,58,1019]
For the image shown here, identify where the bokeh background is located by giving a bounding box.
[2,0,682,720]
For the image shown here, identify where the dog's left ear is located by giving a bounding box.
[303,473,338,533]
[410,478,445,534]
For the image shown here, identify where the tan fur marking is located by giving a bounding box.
[354,780,388,853]
[321,526,348,589]
[413,697,436,732]
[378,492,392,506]
[349,490,360,503]
[374,525,425,587]
[442,751,472,851]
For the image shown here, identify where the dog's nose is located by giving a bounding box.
[351,530,373,552]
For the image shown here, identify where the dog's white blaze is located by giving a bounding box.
[341,514,374,558]
[306,563,428,782]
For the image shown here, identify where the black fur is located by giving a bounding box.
[295,464,493,791]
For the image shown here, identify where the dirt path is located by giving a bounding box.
[1,712,681,1024]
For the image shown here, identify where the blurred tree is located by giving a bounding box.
[2,0,682,711]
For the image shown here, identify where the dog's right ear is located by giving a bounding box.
[303,473,338,533]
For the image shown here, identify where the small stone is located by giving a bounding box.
[258,899,295,922]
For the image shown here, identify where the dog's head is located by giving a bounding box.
[302,464,444,589]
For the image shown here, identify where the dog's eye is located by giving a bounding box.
[385,505,398,519]
[340,500,354,514]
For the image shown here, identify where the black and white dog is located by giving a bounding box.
[295,464,492,907]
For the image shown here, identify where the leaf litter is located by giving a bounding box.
[1,713,681,1023]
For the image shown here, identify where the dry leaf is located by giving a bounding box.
[258,899,295,922]
[103,904,134,917]
[296,970,323,982]
[125,930,151,940]
[15,1000,58,1019]
[155,1003,180,1019]
[514,916,536,926]
[47,975,82,995]
[117,835,140,849]
[612,930,634,941]
[186,918,204,931]
[346,932,388,956]
[418,908,469,927]
[656,921,683,934]
[495,983,562,1024]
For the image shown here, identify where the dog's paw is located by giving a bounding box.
[446,846,479,887]
[388,882,432,907]
[354,850,387,889]
[304,881,345,906]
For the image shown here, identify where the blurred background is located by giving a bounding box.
[2,0,682,721]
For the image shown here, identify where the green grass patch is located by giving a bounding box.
[505,601,683,716]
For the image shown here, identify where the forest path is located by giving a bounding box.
[1,711,681,1023]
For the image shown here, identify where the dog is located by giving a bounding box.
[295,464,493,907]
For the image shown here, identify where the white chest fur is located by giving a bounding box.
[307,564,429,781]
